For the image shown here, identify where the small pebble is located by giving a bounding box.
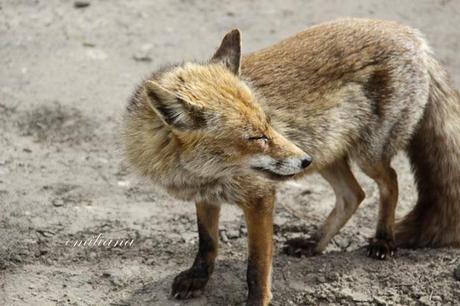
[52,198,64,207]
[325,272,339,282]
[334,236,351,249]
[82,42,95,47]
[219,230,229,243]
[132,54,152,62]
[418,296,431,306]
[110,276,124,287]
[74,1,90,8]
[11,254,22,263]
[373,296,387,306]
[36,229,55,237]
[316,275,326,283]
[226,229,240,239]
[454,264,460,281]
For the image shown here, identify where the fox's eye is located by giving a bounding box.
[248,135,269,142]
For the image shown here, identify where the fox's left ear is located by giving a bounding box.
[144,80,206,130]
[210,29,241,75]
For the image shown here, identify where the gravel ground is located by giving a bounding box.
[1,0,459,305]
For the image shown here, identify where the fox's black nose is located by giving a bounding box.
[301,158,312,168]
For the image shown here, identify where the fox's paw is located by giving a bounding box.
[367,238,396,260]
[171,268,209,299]
[283,237,320,257]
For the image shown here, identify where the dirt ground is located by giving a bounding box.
[1,0,460,305]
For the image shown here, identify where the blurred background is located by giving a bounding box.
[1,1,459,305]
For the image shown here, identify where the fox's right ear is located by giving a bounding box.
[144,80,206,130]
[210,29,241,75]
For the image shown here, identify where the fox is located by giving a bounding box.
[122,18,460,306]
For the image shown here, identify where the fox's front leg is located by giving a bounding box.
[240,191,275,306]
[172,201,220,299]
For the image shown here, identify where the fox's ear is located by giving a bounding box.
[144,80,206,130]
[210,29,241,75]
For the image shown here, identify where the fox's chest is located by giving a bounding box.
[162,174,274,205]
[163,178,242,204]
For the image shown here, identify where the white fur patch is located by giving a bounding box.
[248,154,304,175]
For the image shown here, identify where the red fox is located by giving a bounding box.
[123,18,460,306]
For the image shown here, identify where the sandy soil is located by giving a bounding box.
[1,0,460,305]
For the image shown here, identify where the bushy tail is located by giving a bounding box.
[397,53,460,248]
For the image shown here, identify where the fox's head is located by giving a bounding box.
[143,29,311,181]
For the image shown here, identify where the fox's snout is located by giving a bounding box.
[246,127,313,180]
[249,154,312,179]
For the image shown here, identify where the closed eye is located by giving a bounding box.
[248,135,269,141]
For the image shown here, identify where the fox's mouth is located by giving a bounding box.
[251,167,296,181]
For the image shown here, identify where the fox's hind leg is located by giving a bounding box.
[284,157,365,256]
[357,159,398,260]
[172,201,220,299]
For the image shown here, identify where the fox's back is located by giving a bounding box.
[242,18,431,169]
[242,18,426,98]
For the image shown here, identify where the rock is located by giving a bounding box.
[419,296,432,306]
[179,232,195,243]
[132,44,153,63]
[325,272,339,282]
[82,41,96,47]
[373,296,387,305]
[110,275,125,287]
[117,180,130,187]
[316,275,326,283]
[226,229,240,239]
[52,198,64,207]
[341,288,372,302]
[36,229,55,237]
[334,236,351,249]
[132,54,152,62]
[74,1,90,8]
[219,230,229,243]
[454,264,460,281]
[11,254,22,263]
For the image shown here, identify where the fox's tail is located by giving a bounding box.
[397,51,460,248]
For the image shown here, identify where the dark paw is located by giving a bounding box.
[283,237,319,257]
[367,238,396,260]
[171,268,209,299]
